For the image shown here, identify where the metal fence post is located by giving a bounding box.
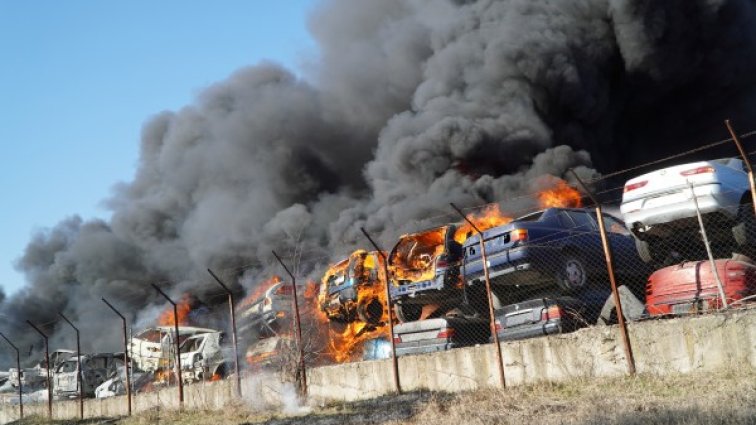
[207,268,242,397]
[360,228,402,394]
[26,321,53,419]
[569,170,637,375]
[151,284,184,408]
[271,251,308,398]
[101,298,132,416]
[58,313,84,418]
[0,332,22,419]
[725,119,756,218]
[450,203,507,388]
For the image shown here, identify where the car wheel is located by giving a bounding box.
[555,255,588,292]
[732,202,755,246]
[393,303,422,323]
[357,297,384,325]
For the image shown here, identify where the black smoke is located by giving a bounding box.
[2,0,756,362]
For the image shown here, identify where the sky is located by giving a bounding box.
[0,0,317,295]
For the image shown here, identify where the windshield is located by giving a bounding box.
[180,336,205,354]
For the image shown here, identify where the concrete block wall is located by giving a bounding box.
[1,310,754,422]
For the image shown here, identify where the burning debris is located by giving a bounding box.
[3,0,756,377]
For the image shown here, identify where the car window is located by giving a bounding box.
[566,211,595,232]
[58,361,77,373]
[555,211,574,228]
[601,215,630,235]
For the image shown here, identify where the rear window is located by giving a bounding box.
[512,212,543,223]
[567,211,595,232]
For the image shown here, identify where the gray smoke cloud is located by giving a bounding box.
[2,0,756,363]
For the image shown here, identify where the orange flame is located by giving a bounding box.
[454,204,513,243]
[537,180,582,208]
[210,373,222,382]
[317,250,390,363]
[239,276,282,307]
[158,293,193,326]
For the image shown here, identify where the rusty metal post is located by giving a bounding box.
[569,170,636,375]
[101,298,132,416]
[0,332,22,419]
[271,250,308,398]
[725,119,756,218]
[207,269,242,397]
[360,228,402,394]
[450,203,507,388]
[151,284,184,408]
[26,321,52,419]
[58,313,84,418]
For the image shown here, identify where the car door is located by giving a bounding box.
[54,360,77,394]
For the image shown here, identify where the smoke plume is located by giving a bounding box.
[3,0,756,361]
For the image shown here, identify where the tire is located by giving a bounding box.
[555,254,589,292]
[356,297,384,325]
[393,303,422,323]
[635,238,653,263]
[732,202,755,246]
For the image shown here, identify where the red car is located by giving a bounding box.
[646,258,756,316]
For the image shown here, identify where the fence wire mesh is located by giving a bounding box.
[4,140,756,421]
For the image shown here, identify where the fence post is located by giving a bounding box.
[0,332,22,419]
[449,203,507,388]
[58,313,85,418]
[207,268,242,397]
[150,284,184,409]
[271,251,308,398]
[725,119,756,218]
[569,170,637,375]
[26,321,53,419]
[360,228,402,394]
[101,298,132,416]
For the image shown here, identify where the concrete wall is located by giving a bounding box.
[1,310,754,422]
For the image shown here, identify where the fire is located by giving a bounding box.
[537,179,582,208]
[454,204,512,243]
[239,275,282,307]
[158,293,193,326]
[317,250,390,363]
[210,373,222,382]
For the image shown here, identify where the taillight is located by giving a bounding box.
[493,320,502,333]
[624,180,648,193]
[436,258,448,268]
[541,305,562,321]
[680,166,715,176]
[510,229,528,242]
[437,328,455,339]
[393,335,402,344]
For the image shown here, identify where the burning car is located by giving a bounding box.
[388,225,466,322]
[129,326,216,373]
[95,368,152,399]
[238,277,293,336]
[245,336,295,370]
[319,250,386,325]
[178,330,234,383]
[8,349,74,389]
[53,353,124,398]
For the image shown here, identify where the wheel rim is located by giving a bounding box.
[564,259,586,289]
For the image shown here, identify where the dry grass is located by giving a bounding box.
[11,369,756,425]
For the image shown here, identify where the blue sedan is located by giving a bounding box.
[463,208,649,299]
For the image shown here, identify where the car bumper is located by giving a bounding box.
[390,277,463,304]
[465,247,555,287]
[621,183,740,230]
[492,321,563,342]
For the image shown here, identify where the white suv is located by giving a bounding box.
[620,158,753,262]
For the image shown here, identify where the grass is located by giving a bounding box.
[9,369,756,425]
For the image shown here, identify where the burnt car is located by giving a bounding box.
[319,250,386,325]
[54,353,124,398]
[238,280,293,336]
[388,225,466,322]
[463,208,649,301]
[392,313,490,357]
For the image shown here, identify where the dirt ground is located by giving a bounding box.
[10,369,756,425]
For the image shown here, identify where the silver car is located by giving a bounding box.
[620,157,752,262]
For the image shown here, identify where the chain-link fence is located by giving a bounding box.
[3,129,756,421]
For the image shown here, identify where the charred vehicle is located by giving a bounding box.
[129,326,216,373]
[178,330,234,383]
[8,349,74,389]
[319,250,386,325]
[245,336,294,370]
[388,225,466,322]
[54,353,124,398]
[238,280,293,336]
